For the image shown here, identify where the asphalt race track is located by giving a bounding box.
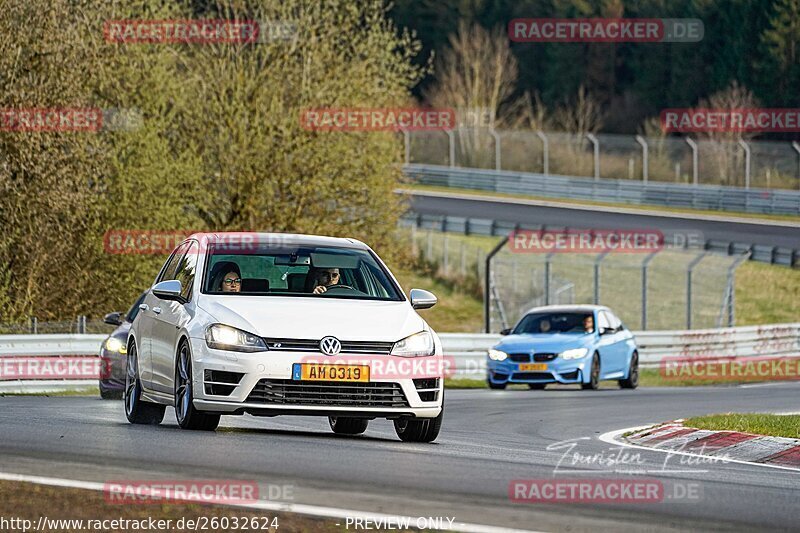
[1,384,799,532]
[407,191,800,251]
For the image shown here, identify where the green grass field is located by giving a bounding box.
[682,413,800,439]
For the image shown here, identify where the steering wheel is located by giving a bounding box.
[320,284,359,294]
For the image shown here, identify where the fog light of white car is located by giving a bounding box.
[560,348,588,360]
[205,324,267,353]
[105,337,126,354]
[391,331,435,357]
[488,349,508,361]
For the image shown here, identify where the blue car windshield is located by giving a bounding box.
[513,312,593,334]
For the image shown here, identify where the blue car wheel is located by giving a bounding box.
[581,353,600,390]
[619,352,639,389]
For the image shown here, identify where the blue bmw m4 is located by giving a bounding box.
[486,305,639,391]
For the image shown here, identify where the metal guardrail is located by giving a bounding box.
[404,164,800,218]
[441,323,800,377]
[401,211,798,269]
[0,335,106,393]
[1,327,799,389]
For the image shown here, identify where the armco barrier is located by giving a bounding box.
[404,164,800,217]
[1,325,798,390]
[441,323,800,377]
[0,334,106,393]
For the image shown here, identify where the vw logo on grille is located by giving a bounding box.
[319,336,341,356]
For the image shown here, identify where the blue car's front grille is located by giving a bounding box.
[508,353,530,363]
[533,353,558,362]
[512,372,553,381]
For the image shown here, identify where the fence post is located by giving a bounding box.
[426,230,433,259]
[490,128,501,171]
[586,133,600,180]
[635,135,648,183]
[544,253,554,305]
[30,316,38,334]
[686,253,708,329]
[726,252,751,327]
[446,129,455,168]
[792,141,800,190]
[686,137,698,186]
[485,236,510,333]
[738,139,751,189]
[536,131,549,174]
[402,129,410,165]
[641,251,659,330]
[593,251,610,304]
[442,234,449,274]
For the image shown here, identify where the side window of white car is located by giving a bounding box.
[157,242,190,283]
[175,241,199,301]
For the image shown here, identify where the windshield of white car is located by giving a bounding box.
[201,245,403,301]
[513,312,594,334]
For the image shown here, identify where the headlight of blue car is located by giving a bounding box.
[560,348,588,360]
[488,349,508,361]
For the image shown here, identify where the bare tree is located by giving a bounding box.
[424,22,529,167]
[552,85,604,135]
[695,81,759,186]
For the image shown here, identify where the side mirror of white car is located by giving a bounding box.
[152,279,185,303]
[410,288,437,310]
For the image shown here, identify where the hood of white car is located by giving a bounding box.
[198,296,425,342]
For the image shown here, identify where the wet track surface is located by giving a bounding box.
[1,384,799,532]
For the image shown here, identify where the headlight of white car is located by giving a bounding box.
[205,324,267,353]
[391,331,435,357]
[560,348,589,360]
[105,337,126,354]
[488,349,508,361]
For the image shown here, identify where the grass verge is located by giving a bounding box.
[0,480,341,533]
[682,413,800,439]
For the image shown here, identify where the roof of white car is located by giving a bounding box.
[188,232,370,250]
[522,304,611,315]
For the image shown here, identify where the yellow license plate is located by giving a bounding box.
[294,363,370,382]
[518,363,548,371]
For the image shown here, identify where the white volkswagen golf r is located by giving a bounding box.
[124,232,444,442]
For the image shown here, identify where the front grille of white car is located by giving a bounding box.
[246,379,410,408]
[262,338,394,355]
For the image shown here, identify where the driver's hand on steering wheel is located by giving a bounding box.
[313,285,328,294]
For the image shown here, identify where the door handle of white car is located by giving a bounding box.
[139,304,149,312]
[152,307,162,315]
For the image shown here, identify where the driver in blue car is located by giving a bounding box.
[311,268,340,294]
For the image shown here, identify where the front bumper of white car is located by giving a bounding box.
[188,337,444,419]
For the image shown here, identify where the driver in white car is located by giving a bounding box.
[311,268,341,294]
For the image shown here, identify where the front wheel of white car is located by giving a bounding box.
[175,341,220,431]
[393,408,443,443]
[124,343,165,425]
[328,416,369,435]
